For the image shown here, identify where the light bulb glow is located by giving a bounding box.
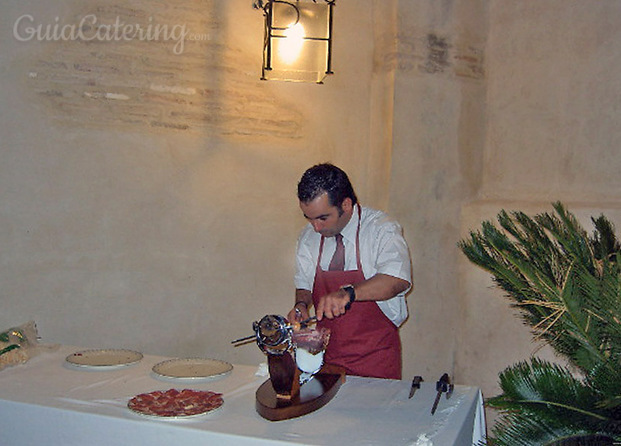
[278,23,305,65]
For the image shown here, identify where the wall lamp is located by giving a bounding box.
[254,0,335,83]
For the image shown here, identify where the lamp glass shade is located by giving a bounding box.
[263,1,333,83]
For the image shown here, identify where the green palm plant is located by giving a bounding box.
[458,202,621,445]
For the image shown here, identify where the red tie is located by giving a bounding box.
[329,234,345,271]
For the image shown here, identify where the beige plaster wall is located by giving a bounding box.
[389,0,487,379]
[0,0,393,368]
[482,1,621,203]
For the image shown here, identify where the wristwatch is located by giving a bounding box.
[341,284,356,310]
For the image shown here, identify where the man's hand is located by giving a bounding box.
[315,288,350,321]
[287,302,310,324]
[288,289,313,324]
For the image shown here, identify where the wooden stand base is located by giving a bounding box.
[256,364,346,421]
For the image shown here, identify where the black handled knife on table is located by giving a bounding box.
[408,376,424,399]
[431,373,454,415]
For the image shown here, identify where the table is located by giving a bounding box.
[0,346,486,445]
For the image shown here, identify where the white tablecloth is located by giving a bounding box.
[0,346,486,445]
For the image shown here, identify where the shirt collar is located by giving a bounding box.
[340,204,359,244]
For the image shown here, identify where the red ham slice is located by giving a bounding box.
[128,388,223,417]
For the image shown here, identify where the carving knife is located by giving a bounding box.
[408,375,423,399]
[431,373,453,415]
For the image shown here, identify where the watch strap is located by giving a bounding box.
[342,285,356,310]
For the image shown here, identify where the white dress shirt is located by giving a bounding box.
[295,205,412,326]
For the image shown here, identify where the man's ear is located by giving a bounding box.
[341,197,353,213]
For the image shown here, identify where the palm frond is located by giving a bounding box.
[458,203,621,370]
[488,359,607,423]
[487,358,621,445]
[458,202,621,444]
[591,214,620,261]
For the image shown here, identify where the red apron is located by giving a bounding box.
[311,207,402,379]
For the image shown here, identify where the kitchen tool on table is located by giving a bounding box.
[431,373,454,415]
[408,375,423,399]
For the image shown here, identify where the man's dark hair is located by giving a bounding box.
[297,163,358,207]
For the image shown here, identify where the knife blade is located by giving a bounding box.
[293,308,317,330]
[298,316,317,328]
[408,375,423,399]
[431,373,451,415]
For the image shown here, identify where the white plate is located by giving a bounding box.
[65,349,143,369]
[129,404,223,420]
[152,358,233,382]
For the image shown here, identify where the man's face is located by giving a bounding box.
[299,192,353,237]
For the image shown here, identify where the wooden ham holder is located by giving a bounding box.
[255,352,346,421]
[248,314,345,421]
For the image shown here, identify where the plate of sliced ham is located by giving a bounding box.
[127,388,223,419]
